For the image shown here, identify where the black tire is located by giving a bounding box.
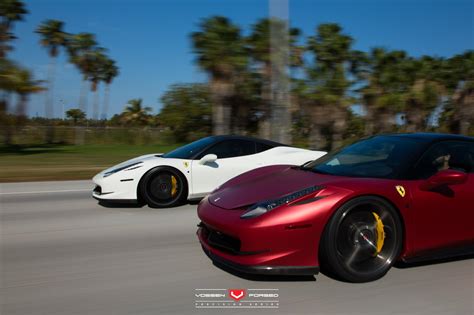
[319,196,403,283]
[139,166,188,208]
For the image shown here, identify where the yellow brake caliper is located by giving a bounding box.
[171,176,177,196]
[372,212,385,255]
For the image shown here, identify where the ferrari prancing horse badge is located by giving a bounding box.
[395,185,406,197]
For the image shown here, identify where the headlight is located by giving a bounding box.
[240,185,325,219]
[103,161,143,177]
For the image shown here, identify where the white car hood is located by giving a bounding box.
[100,153,164,175]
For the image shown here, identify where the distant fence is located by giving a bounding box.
[7,126,171,146]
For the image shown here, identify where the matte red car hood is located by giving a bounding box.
[208,165,343,210]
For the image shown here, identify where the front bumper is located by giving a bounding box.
[92,172,139,201]
[196,197,323,276]
[198,226,319,276]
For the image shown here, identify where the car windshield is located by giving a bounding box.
[304,136,426,179]
[162,137,216,159]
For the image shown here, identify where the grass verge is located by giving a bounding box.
[0,144,180,182]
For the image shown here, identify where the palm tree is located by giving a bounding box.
[0,58,16,103]
[0,58,19,144]
[306,23,354,150]
[11,67,45,120]
[66,32,97,115]
[100,58,119,120]
[65,108,86,125]
[0,0,28,58]
[442,51,474,135]
[191,16,247,135]
[0,0,27,133]
[0,62,43,143]
[401,56,445,132]
[35,19,67,143]
[83,48,107,121]
[121,98,152,125]
[247,18,302,139]
[354,48,412,135]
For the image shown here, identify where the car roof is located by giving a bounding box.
[207,135,289,147]
[378,133,474,144]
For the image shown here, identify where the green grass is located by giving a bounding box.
[0,144,180,182]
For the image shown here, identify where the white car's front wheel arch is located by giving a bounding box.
[138,166,189,208]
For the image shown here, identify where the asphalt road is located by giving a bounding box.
[1,180,473,315]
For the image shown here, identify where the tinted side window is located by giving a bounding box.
[467,142,474,173]
[202,140,256,159]
[415,141,474,179]
[256,142,274,153]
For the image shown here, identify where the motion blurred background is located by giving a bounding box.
[0,0,473,182]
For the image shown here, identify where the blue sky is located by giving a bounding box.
[10,0,474,118]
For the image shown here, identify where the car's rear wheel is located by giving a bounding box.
[139,167,187,208]
[320,196,403,282]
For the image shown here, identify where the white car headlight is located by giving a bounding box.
[103,162,143,177]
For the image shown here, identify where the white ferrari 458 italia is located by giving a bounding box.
[92,135,326,208]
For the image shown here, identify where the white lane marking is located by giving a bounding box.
[0,189,90,195]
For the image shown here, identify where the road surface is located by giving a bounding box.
[1,180,473,315]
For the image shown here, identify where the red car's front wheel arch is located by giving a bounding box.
[319,195,404,282]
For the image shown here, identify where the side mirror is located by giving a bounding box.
[199,154,217,165]
[420,169,467,191]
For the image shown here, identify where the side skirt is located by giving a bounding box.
[400,242,474,265]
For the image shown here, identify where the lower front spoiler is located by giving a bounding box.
[201,245,319,276]
[92,194,141,208]
[92,195,138,203]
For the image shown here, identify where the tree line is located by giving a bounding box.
[98,16,474,150]
[185,16,473,150]
[0,0,119,144]
[108,17,473,150]
[1,2,473,150]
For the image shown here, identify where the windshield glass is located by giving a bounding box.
[162,137,216,159]
[305,136,425,179]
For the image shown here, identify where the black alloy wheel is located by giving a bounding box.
[140,167,187,208]
[320,196,403,282]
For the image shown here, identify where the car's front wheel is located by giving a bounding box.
[139,167,188,208]
[320,196,403,282]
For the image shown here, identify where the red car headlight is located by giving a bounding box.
[240,185,326,219]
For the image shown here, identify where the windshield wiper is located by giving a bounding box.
[291,164,311,171]
[292,164,330,175]
[296,160,313,169]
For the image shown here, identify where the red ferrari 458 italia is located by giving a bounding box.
[197,133,474,282]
